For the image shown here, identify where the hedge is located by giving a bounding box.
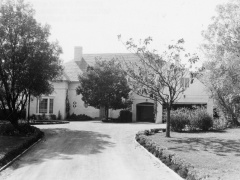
[136,130,207,180]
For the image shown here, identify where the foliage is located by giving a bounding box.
[200,0,240,126]
[189,108,213,131]
[65,90,70,118]
[136,132,194,179]
[0,123,40,136]
[0,0,62,128]
[0,126,43,168]
[170,108,190,132]
[118,36,197,137]
[57,111,62,120]
[29,114,37,120]
[67,113,93,121]
[170,107,213,132]
[118,109,132,122]
[213,116,228,130]
[76,59,132,120]
[49,114,57,120]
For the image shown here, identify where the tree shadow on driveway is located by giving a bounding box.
[9,128,115,169]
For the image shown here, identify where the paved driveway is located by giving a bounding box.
[0,121,183,180]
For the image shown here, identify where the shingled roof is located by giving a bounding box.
[62,53,140,82]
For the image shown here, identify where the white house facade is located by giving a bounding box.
[28,47,213,123]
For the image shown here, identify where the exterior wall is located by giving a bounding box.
[29,81,121,120]
[68,82,120,119]
[68,82,100,118]
[29,81,68,120]
[132,78,213,124]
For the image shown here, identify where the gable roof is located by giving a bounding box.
[62,53,140,82]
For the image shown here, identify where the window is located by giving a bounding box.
[39,99,48,113]
[180,78,190,88]
[49,99,54,113]
[38,98,54,114]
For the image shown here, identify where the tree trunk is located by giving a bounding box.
[166,107,171,137]
[105,106,109,120]
[232,114,240,126]
[9,111,19,129]
[27,92,31,124]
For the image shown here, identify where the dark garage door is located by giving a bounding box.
[137,103,154,122]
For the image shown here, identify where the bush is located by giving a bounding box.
[189,108,213,131]
[213,116,228,130]
[49,114,57,120]
[170,107,213,132]
[170,108,190,132]
[57,111,62,120]
[67,113,93,121]
[0,123,40,136]
[30,114,37,120]
[118,110,132,122]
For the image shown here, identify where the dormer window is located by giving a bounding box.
[180,78,190,88]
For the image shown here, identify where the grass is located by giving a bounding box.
[0,123,44,169]
[0,136,32,160]
[146,128,240,180]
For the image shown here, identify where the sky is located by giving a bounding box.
[3,0,229,62]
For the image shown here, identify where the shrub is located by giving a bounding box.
[49,114,57,120]
[118,110,132,122]
[170,108,190,132]
[213,116,228,130]
[41,113,46,120]
[57,111,62,120]
[170,107,213,132]
[0,123,40,136]
[30,114,37,120]
[189,108,213,131]
[67,113,93,121]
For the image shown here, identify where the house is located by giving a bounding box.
[28,47,213,123]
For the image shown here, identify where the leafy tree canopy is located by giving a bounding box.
[76,59,131,119]
[201,0,240,126]
[0,0,62,126]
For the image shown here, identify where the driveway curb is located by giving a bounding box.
[134,137,184,180]
[0,138,43,172]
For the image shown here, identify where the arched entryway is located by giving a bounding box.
[136,102,154,122]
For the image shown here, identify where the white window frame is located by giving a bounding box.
[37,97,54,115]
[180,78,190,88]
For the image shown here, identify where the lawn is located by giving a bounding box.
[146,128,240,180]
[0,136,32,164]
[0,123,44,169]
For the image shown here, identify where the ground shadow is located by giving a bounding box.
[168,137,240,156]
[9,128,115,169]
[93,121,160,125]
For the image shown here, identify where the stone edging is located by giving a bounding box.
[135,130,207,180]
[0,128,44,172]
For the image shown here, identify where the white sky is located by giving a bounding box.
[7,0,229,61]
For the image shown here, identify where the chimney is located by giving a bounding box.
[74,46,82,61]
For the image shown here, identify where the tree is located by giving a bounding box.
[0,0,62,128]
[76,59,131,120]
[119,36,196,137]
[201,0,240,126]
